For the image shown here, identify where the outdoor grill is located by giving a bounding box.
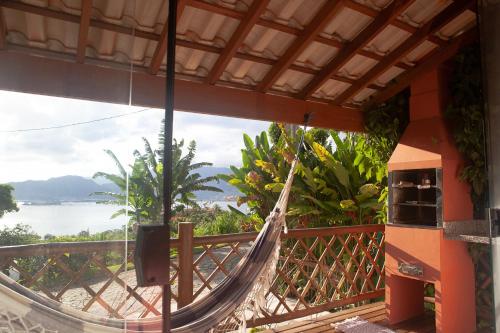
[385,67,476,333]
[389,168,442,227]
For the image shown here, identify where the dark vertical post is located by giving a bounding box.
[163,0,178,332]
[479,1,500,332]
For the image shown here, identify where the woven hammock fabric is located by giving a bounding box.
[0,159,299,333]
[0,272,161,332]
[172,159,298,332]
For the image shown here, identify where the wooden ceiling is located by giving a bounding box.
[0,0,477,130]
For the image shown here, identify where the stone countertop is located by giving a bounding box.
[443,220,491,244]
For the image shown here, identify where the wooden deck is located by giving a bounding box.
[261,302,436,333]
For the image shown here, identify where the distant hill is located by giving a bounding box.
[9,175,120,203]
[9,167,240,203]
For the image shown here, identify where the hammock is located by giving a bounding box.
[0,122,307,333]
[0,271,161,332]
[171,158,298,332]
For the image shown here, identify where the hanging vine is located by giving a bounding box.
[445,43,488,217]
[363,90,410,163]
[361,90,410,223]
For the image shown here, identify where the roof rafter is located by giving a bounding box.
[205,0,270,84]
[76,0,92,63]
[0,0,157,40]
[189,0,445,47]
[344,0,445,46]
[256,1,345,92]
[0,0,384,89]
[369,28,476,105]
[332,0,474,105]
[298,0,415,100]
[188,0,305,38]
[149,0,188,75]
[187,0,413,71]
[0,0,412,72]
[177,38,382,90]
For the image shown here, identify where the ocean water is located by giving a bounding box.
[0,201,241,236]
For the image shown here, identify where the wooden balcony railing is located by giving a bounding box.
[0,223,385,327]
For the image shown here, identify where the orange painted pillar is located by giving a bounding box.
[437,239,476,333]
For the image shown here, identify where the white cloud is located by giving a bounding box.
[0,90,269,183]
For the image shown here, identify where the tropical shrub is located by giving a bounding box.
[222,125,387,229]
[194,211,243,236]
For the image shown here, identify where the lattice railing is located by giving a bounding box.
[0,224,385,326]
[251,224,385,326]
[0,241,176,319]
[191,234,255,301]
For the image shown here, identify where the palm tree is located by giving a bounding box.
[94,136,222,224]
[93,149,158,224]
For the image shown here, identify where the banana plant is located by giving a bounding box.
[94,136,222,225]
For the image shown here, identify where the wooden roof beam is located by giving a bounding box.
[0,50,365,131]
[188,0,445,47]
[149,0,188,75]
[369,28,477,105]
[0,0,412,72]
[205,0,270,84]
[0,0,395,88]
[344,0,445,46]
[187,1,412,74]
[0,0,158,40]
[173,39,382,90]
[298,0,415,100]
[76,0,92,63]
[256,1,345,92]
[332,0,474,105]
[187,0,304,38]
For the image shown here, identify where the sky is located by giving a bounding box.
[0,90,270,183]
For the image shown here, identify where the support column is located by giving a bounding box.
[177,222,194,308]
[479,1,500,332]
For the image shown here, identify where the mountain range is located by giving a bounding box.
[9,167,239,203]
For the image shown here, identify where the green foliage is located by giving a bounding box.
[445,44,487,217]
[194,211,243,236]
[47,228,127,242]
[94,121,222,225]
[363,90,409,164]
[223,125,387,228]
[0,224,40,246]
[0,184,19,218]
[0,225,129,288]
[171,205,224,236]
[0,224,127,247]
[362,91,410,222]
[0,224,43,284]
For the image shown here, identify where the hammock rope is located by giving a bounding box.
[0,116,312,333]
[171,115,311,333]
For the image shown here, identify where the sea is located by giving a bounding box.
[0,201,242,236]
